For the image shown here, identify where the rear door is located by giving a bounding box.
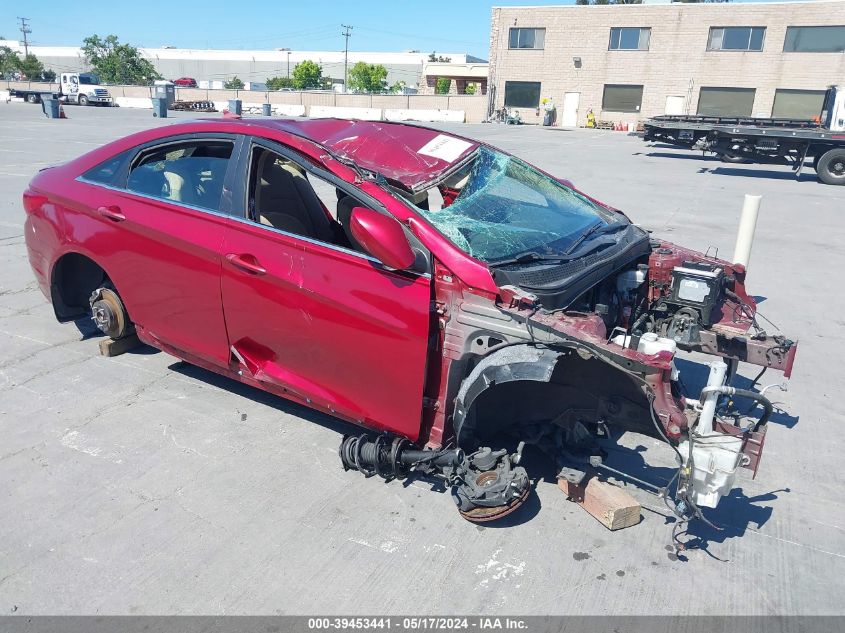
[220,136,432,439]
[78,133,242,367]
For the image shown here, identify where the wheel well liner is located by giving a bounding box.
[452,345,562,447]
[50,252,108,322]
[451,344,656,448]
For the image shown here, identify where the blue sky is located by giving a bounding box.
[2,0,806,59]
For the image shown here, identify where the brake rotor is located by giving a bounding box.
[458,484,530,523]
[90,288,128,339]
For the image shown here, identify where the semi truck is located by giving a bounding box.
[9,72,113,106]
[643,85,845,184]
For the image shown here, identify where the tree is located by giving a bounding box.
[346,62,388,93]
[292,60,323,90]
[224,76,244,90]
[389,80,407,94]
[17,54,44,80]
[0,45,21,78]
[266,76,294,90]
[435,77,451,95]
[81,34,161,85]
[428,51,452,62]
[42,69,56,83]
[464,83,477,95]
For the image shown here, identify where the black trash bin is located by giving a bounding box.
[152,98,168,118]
[228,99,242,115]
[262,103,272,116]
[41,96,60,119]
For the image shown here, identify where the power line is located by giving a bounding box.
[341,24,353,93]
[17,17,31,57]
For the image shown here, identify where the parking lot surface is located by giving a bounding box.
[1,103,843,615]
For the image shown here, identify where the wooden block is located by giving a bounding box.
[558,475,641,531]
[98,333,141,357]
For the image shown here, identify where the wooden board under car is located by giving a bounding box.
[558,475,641,531]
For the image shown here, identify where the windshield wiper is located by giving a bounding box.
[489,220,630,268]
[562,220,628,256]
[489,251,575,268]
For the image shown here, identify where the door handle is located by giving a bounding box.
[226,253,267,275]
[97,205,125,222]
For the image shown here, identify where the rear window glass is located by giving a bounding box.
[82,151,132,186]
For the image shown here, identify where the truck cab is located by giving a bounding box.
[59,73,113,106]
[820,85,845,132]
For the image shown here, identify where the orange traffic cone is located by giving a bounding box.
[59,104,67,119]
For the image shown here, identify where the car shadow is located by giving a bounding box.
[642,142,696,150]
[74,318,160,355]
[671,487,788,561]
[674,357,799,428]
[73,317,101,340]
[643,151,717,161]
[705,166,818,183]
[598,433,786,561]
[172,361,546,527]
[168,360,358,437]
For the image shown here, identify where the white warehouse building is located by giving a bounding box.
[12,44,486,91]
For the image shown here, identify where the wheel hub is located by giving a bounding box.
[89,288,128,339]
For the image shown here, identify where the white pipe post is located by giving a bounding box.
[733,194,762,269]
[698,360,728,436]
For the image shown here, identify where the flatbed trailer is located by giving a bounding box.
[641,85,845,182]
[706,125,845,184]
[643,114,817,150]
[8,87,58,104]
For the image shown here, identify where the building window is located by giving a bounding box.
[609,27,651,51]
[504,81,541,108]
[772,89,826,119]
[784,26,845,52]
[707,27,765,51]
[602,84,644,113]
[697,87,756,117]
[508,28,545,50]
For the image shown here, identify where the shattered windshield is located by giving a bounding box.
[414,147,612,263]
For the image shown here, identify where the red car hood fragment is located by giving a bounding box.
[271,119,479,191]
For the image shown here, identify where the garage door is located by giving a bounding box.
[772,89,826,119]
[697,87,756,117]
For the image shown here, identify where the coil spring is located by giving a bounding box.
[338,434,412,481]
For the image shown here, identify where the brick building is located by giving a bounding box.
[488,1,845,126]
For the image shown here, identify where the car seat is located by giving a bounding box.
[254,152,333,242]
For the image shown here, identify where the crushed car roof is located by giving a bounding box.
[230,118,480,190]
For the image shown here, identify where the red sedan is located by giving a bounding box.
[172,77,198,88]
[23,118,796,522]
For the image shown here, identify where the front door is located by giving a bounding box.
[220,140,432,439]
[562,92,580,127]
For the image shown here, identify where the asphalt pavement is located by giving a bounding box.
[0,103,843,615]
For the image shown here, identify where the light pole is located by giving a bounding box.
[287,51,291,78]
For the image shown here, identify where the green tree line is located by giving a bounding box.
[0,40,55,82]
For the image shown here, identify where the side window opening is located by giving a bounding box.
[127,140,233,211]
[82,150,133,186]
[247,146,370,253]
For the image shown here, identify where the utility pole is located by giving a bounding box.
[17,17,31,58]
[341,24,353,92]
[287,51,291,78]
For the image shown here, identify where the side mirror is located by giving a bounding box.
[349,206,416,270]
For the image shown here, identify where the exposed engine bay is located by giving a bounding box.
[341,145,798,531]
